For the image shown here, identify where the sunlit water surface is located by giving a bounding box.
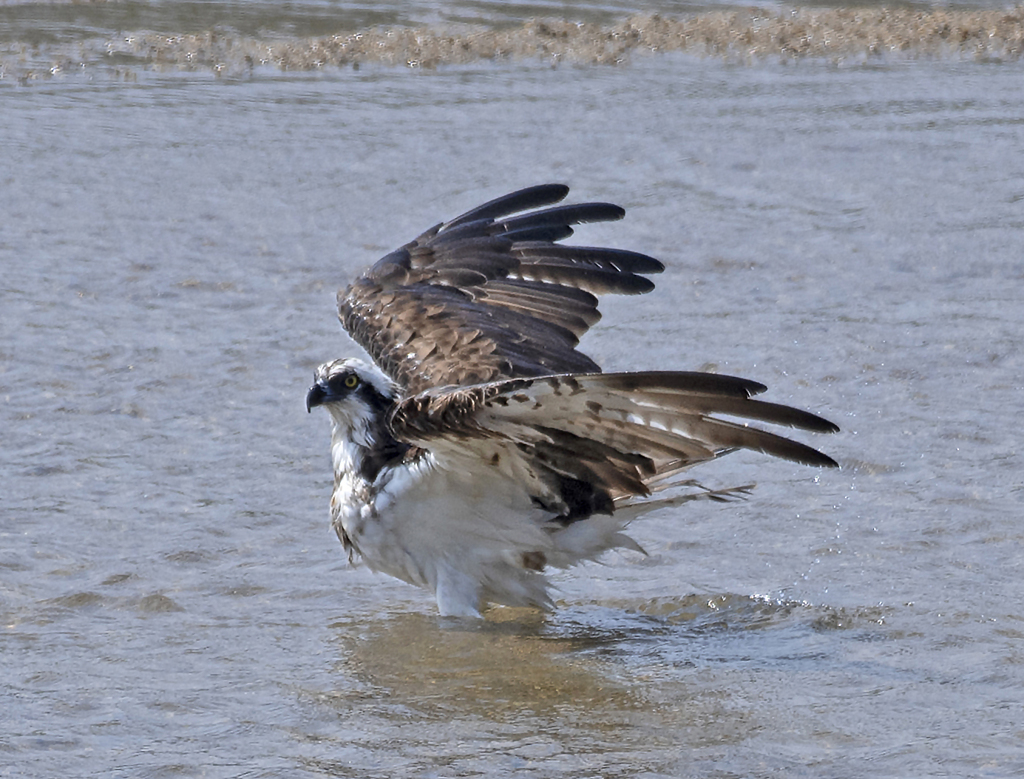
[3,10,1024,777]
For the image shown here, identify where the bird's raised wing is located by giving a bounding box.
[390,372,839,522]
[338,184,663,395]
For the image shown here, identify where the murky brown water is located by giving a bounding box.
[3,1,1024,777]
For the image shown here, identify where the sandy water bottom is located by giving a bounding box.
[3,9,1024,777]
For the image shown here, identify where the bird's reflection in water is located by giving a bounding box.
[328,609,649,720]
[293,595,889,775]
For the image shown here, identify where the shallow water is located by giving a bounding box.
[3,3,1024,776]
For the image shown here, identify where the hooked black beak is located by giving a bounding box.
[306,383,327,413]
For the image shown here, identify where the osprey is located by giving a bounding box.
[307,184,838,617]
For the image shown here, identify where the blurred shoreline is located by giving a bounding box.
[2,6,1023,81]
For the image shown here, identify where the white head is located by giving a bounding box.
[305,358,399,436]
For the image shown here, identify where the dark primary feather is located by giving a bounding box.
[338,184,664,394]
[442,183,570,229]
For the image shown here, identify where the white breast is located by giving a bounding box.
[332,451,558,616]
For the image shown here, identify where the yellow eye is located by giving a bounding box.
[344,375,359,389]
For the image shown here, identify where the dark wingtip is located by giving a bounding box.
[770,439,840,468]
[811,451,841,468]
[775,408,841,434]
[645,257,666,274]
[443,184,571,230]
